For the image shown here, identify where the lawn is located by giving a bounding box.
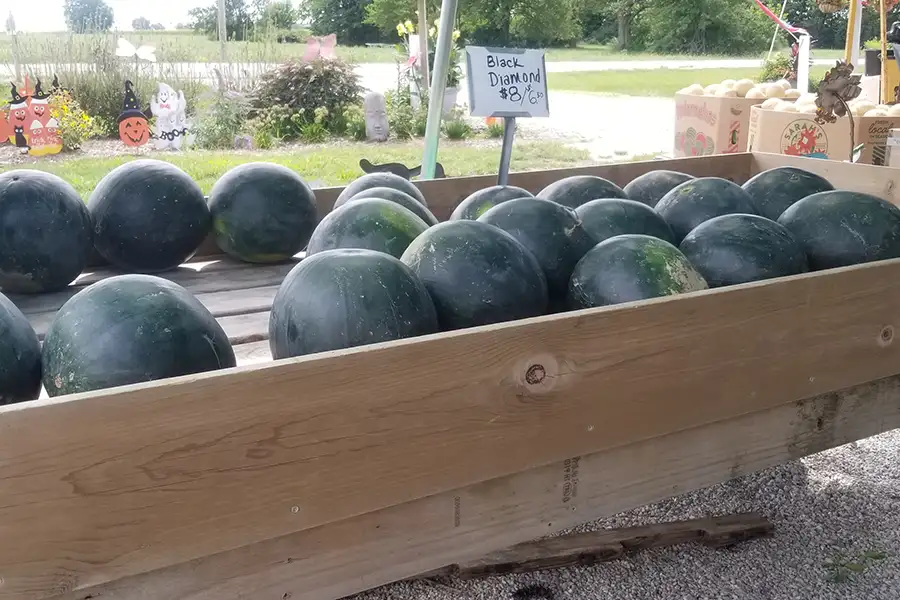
[0,31,848,65]
[0,141,592,197]
[547,66,832,97]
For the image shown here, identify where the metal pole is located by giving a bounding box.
[417,0,430,88]
[767,0,789,61]
[420,0,459,180]
[218,0,227,64]
[497,117,516,186]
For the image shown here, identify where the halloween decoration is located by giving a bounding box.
[816,0,847,11]
[117,80,151,147]
[364,92,389,142]
[149,82,191,150]
[815,61,863,162]
[7,83,29,151]
[359,158,446,179]
[28,79,50,125]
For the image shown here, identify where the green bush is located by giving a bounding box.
[193,92,252,150]
[253,58,364,134]
[486,119,505,138]
[49,89,104,150]
[442,107,472,140]
[758,53,793,83]
[344,105,368,140]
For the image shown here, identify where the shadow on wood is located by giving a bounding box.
[416,513,774,580]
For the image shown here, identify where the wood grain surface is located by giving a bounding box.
[61,373,900,600]
[3,256,900,598]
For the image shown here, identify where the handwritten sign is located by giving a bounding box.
[465,46,550,118]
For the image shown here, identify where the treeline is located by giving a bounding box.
[303,0,899,53]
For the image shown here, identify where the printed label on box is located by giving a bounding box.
[780,119,830,158]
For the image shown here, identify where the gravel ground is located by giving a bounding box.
[352,429,900,600]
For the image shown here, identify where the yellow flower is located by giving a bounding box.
[404,20,414,33]
[452,30,460,41]
[396,22,406,36]
[429,26,437,38]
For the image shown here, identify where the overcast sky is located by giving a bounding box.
[1,0,246,32]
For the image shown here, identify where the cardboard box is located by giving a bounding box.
[674,94,765,157]
[748,105,900,165]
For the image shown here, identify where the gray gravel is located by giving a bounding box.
[352,429,900,600]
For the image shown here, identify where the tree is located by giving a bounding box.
[259,0,299,28]
[63,0,114,33]
[151,23,166,30]
[189,0,255,41]
[132,16,151,30]
[303,0,383,44]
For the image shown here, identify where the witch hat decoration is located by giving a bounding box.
[31,79,49,104]
[9,82,25,108]
[118,80,149,122]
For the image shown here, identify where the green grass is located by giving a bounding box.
[0,141,591,197]
[548,66,832,97]
[0,32,848,65]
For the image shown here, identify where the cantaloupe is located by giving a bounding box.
[851,100,876,115]
[733,79,755,97]
[799,104,819,114]
[765,84,786,98]
[784,89,802,99]
[684,84,705,96]
[887,103,900,116]
[746,87,767,100]
[715,88,738,98]
[865,108,889,117]
[776,79,792,91]
[796,93,817,105]
[720,79,737,90]
[778,103,799,112]
[704,84,721,95]
[761,98,783,110]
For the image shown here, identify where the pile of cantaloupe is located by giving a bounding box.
[677,78,803,99]
[760,94,900,116]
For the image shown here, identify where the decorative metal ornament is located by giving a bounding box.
[815,61,863,162]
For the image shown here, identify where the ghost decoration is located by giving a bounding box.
[364,92,389,142]
[117,80,151,147]
[149,81,191,150]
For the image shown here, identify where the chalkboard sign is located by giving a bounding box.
[465,46,550,118]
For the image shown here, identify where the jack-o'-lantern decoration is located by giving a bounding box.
[117,80,151,147]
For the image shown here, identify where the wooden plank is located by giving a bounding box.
[749,152,900,204]
[4,258,900,597]
[61,373,900,600]
[7,259,296,317]
[24,287,278,341]
[417,513,774,579]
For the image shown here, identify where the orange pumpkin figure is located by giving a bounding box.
[117,80,151,147]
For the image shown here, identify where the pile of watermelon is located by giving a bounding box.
[3,158,900,403]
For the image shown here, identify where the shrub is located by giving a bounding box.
[253,58,364,133]
[344,105,368,141]
[758,53,793,83]
[486,118,505,138]
[193,92,252,150]
[385,88,416,139]
[442,109,472,140]
[49,90,103,150]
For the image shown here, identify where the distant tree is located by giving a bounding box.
[303,0,382,44]
[132,16,151,30]
[5,11,15,34]
[63,0,114,33]
[259,0,299,28]
[189,0,255,41]
[151,23,166,30]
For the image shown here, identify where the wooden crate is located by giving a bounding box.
[3,152,900,600]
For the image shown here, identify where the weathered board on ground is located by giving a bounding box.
[3,153,900,600]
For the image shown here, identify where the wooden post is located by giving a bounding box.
[218,0,227,64]
[418,0,430,88]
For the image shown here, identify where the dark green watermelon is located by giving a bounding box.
[568,234,708,308]
[335,172,428,207]
[575,198,675,245]
[0,170,92,293]
[269,249,439,358]
[742,166,834,221]
[777,190,900,270]
[536,175,628,209]
[623,170,695,208]
[0,292,41,404]
[306,198,429,259]
[338,186,439,226]
[478,198,595,310]
[450,185,534,220]
[88,159,210,273]
[679,214,808,287]
[655,177,759,243]
[42,274,236,397]
[400,220,548,330]
[208,162,318,263]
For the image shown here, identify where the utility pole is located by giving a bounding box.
[218,0,227,64]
